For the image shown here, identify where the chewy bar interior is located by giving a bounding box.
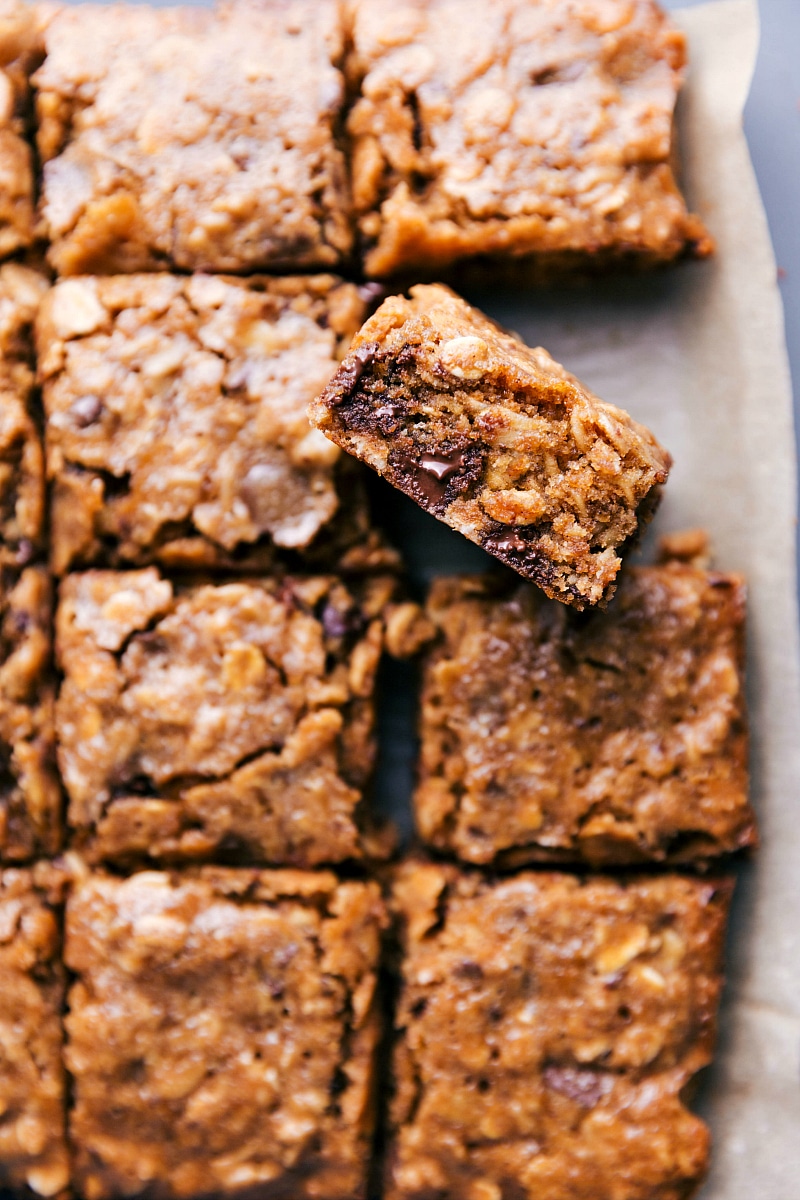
[55,568,396,869]
[347,0,711,279]
[0,864,69,1200]
[64,866,385,1200]
[387,862,732,1200]
[0,567,61,864]
[311,285,671,608]
[416,559,753,867]
[37,273,384,575]
[0,264,48,569]
[0,0,40,261]
[33,0,353,275]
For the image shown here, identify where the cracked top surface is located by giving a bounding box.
[65,867,385,1200]
[55,568,396,868]
[38,273,370,574]
[0,567,61,863]
[0,0,41,259]
[416,559,753,866]
[387,862,731,1200]
[311,284,670,608]
[0,864,69,1200]
[347,0,711,277]
[34,0,353,274]
[0,265,49,568]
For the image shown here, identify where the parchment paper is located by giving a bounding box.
[376,3,800,1195]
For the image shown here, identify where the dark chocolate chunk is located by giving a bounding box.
[389,442,485,512]
[453,959,484,981]
[321,601,365,640]
[14,538,33,565]
[70,395,103,428]
[484,529,532,556]
[328,342,379,404]
[543,1064,610,1108]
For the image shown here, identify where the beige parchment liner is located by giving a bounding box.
[437,2,800,1194]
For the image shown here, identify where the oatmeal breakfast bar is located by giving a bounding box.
[416,553,753,867]
[34,0,353,275]
[65,866,385,1200]
[55,567,398,869]
[0,864,69,1200]
[0,1,41,261]
[37,273,393,575]
[387,861,732,1200]
[0,567,61,863]
[311,285,670,608]
[347,0,711,279]
[0,264,48,568]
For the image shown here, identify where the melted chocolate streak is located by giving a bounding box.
[409,448,470,505]
[389,441,484,515]
[484,530,531,556]
[328,342,379,404]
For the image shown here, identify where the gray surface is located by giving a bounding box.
[742,1,800,553]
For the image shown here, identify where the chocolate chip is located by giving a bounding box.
[14,539,33,566]
[391,444,481,509]
[373,403,403,433]
[484,530,531,557]
[328,342,379,404]
[70,395,103,428]
[453,959,484,981]
[543,1065,610,1108]
[11,610,30,635]
[321,602,364,640]
[418,450,468,483]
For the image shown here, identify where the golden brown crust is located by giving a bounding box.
[65,867,386,1200]
[416,560,753,866]
[34,1,353,275]
[311,285,670,608]
[387,861,732,1200]
[37,273,385,574]
[0,863,69,1200]
[0,566,61,862]
[347,0,711,279]
[55,568,398,869]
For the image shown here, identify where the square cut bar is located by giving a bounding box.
[65,867,385,1200]
[347,0,711,279]
[0,567,61,862]
[387,861,732,1200]
[55,568,398,869]
[0,1,41,260]
[416,558,753,867]
[0,864,69,1200]
[0,264,49,568]
[33,0,353,275]
[311,285,670,608]
[38,273,395,576]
